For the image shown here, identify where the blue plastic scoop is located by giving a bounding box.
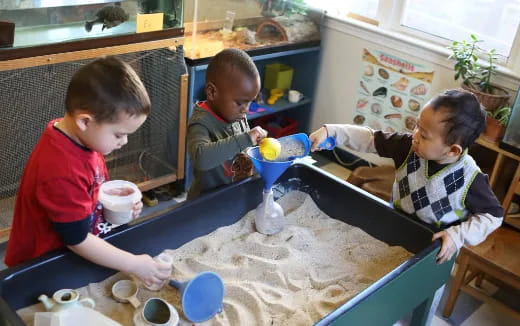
[169,272,224,323]
[277,133,336,161]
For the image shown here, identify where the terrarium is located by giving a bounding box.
[0,0,183,50]
[184,0,322,60]
[500,89,520,156]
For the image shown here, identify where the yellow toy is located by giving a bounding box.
[267,88,284,105]
[259,137,281,161]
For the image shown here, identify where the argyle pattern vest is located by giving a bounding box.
[392,150,480,227]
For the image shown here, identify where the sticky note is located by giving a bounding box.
[136,13,164,33]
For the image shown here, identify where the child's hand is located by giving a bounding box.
[248,126,268,145]
[129,254,171,288]
[132,200,143,219]
[309,127,328,152]
[432,231,457,264]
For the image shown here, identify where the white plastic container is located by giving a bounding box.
[144,253,173,291]
[98,180,142,225]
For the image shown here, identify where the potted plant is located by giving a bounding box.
[483,105,511,143]
[448,34,510,111]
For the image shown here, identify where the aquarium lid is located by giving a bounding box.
[3,0,122,11]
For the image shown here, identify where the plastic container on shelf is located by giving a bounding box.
[98,180,142,225]
[254,115,298,138]
[264,63,294,90]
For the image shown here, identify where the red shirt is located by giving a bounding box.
[5,120,108,266]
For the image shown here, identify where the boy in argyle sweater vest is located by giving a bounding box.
[309,89,503,263]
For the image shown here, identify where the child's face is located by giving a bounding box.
[79,113,147,155]
[207,70,260,123]
[412,104,461,163]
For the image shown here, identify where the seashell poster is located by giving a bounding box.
[354,48,434,133]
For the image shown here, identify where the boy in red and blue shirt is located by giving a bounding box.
[5,57,170,288]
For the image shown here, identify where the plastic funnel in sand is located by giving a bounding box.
[98,180,142,225]
[247,146,292,190]
[247,147,289,234]
[168,272,224,323]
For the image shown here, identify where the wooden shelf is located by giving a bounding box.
[476,137,520,161]
[475,136,520,230]
[505,216,520,230]
[247,98,312,120]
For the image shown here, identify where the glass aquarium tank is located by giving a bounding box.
[0,0,183,50]
[500,89,520,156]
[184,0,322,60]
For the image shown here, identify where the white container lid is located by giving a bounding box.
[98,180,142,212]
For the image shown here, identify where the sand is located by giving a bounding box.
[17,191,412,325]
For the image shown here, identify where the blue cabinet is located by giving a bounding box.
[184,44,321,190]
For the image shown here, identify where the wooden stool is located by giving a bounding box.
[442,227,520,319]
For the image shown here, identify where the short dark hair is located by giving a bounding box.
[206,48,259,85]
[65,56,150,123]
[430,89,486,149]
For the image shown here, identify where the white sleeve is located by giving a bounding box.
[324,124,377,154]
[445,213,503,250]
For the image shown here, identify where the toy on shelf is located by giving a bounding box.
[267,88,284,105]
[264,63,294,90]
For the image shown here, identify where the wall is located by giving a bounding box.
[310,17,520,166]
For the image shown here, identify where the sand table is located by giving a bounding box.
[18,191,412,325]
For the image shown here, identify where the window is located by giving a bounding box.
[401,0,520,58]
[307,0,520,69]
[307,0,379,19]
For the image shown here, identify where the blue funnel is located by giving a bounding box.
[169,272,224,323]
[247,133,336,189]
[247,147,292,190]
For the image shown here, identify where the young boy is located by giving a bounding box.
[5,57,171,288]
[187,48,267,199]
[310,89,503,263]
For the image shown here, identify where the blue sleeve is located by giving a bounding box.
[51,216,90,246]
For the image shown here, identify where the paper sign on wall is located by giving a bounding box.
[354,48,434,133]
[136,13,164,33]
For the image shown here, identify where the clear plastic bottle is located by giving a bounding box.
[255,189,286,235]
[144,253,172,291]
[222,10,236,34]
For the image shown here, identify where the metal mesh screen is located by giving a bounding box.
[0,46,187,229]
